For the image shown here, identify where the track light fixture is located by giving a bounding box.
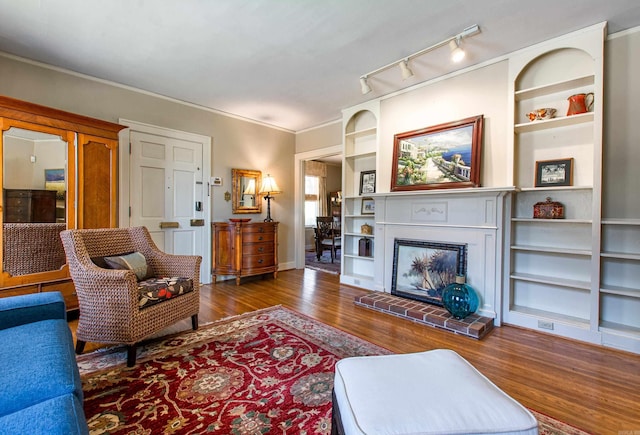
[359,24,480,94]
[449,37,465,62]
[360,76,372,94]
[399,59,414,80]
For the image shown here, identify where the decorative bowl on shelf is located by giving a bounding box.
[229,218,251,223]
[526,108,557,122]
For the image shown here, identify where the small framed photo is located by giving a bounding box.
[361,197,375,215]
[359,170,376,195]
[535,158,573,187]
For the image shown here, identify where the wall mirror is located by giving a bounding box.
[2,126,71,278]
[232,168,262,214]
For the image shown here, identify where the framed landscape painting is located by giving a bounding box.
[44,168,65,199]
[391,115,483,191]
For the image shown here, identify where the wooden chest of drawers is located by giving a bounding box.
[3,189,56,223]
[212,221,278,285]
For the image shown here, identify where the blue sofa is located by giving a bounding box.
[0,292,89,434]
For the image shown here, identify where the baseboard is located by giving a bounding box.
[279,261,296,271]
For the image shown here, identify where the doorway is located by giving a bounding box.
[118,120,212,283]
[293,145,342,273]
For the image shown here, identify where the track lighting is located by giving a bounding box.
[449,38,465,62]
[360,76,372,95]
[399,59,414,80]
[358,24,480,94]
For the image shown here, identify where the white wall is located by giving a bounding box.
[378,61,509,191]
[0,55,296,269]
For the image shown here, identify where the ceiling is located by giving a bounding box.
[1,1,640,133]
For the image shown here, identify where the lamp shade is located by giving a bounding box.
[243,179,256,195]
[259,174,281,195]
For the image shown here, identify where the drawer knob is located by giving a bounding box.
[258,247,264,253]
[258,236,263,241]
[258,259,264,264]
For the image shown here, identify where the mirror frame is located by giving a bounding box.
[1,120,76,285]
[232,168,262,214]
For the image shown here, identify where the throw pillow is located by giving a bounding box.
[104,251,151,281]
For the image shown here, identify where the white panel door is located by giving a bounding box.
[130,131,206,277]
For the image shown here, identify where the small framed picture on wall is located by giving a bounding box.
[359,170,376,195]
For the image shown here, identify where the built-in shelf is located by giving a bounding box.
[343,253,374,261]
[342,104,379,292]
[600,321,640,335]
[514,112,593,133]
[512,218,592,224]
[601,251,640,261]
[511,272,591,291]
[344,232,375,238]
[602,218,640,226]
[600,285,640,299]
[344,151,376,160]
[518,185,593,192]
[344,127,376,139]
[510,305,590,328]
[514,74,595,101]
[511,245,592,256]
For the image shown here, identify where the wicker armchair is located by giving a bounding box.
[60,226,201,366]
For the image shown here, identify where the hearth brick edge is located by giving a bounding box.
[354,292,494,339]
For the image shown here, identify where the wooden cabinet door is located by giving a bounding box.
[77,133,118,228]
[212,223,237,275]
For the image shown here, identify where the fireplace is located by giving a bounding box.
[391,239,467,307]
[371,187,512,325]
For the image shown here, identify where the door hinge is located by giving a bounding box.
[129,142,132,154]
[129,206,131,217]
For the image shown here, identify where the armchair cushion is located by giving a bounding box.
[104,251,152,281]
[0,318,83,416]
[138,277,194,309]
[0,292,66,331]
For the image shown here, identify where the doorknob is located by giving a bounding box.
[160,222,179,229]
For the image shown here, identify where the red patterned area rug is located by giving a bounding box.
[77,306,590,435]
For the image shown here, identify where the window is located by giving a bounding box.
[305,175,320,226]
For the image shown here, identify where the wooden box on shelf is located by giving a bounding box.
[533,197,565,219]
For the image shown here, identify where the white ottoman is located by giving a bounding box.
[332,349,538,435]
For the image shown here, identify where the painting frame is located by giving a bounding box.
[391,115,483,191]
[359,170,376,195]
[44,168,65,199]
[361,197,375,215]
[391,238,467,307]
[535,158,573,187]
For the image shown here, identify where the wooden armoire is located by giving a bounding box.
[0,96,125,310]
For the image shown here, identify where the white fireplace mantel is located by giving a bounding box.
[368,186,515,325]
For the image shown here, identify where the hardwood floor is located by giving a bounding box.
[70,269,640,434]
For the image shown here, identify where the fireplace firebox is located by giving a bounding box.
[390,238,467,307]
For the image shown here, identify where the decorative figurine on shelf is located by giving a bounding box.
[442,275,479,320]
[360,223,373,235]
[533,197,565,219]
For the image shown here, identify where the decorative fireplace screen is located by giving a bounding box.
[391,239,467,306]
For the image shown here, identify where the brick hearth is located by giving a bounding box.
[354,292,494,339]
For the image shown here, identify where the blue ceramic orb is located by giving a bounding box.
[442,276,479,320]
